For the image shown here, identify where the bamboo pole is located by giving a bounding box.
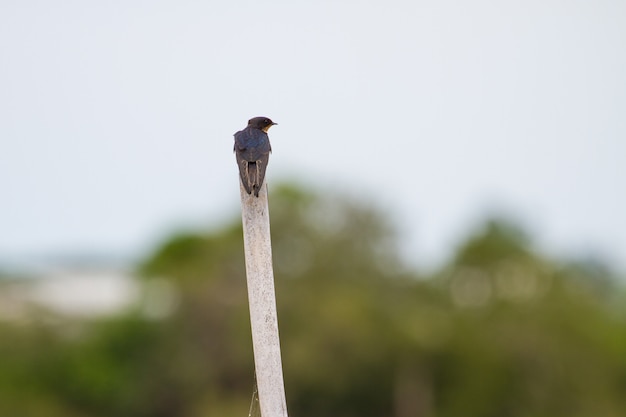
[240,181,289,417]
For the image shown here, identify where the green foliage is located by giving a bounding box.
[1,183,625,416]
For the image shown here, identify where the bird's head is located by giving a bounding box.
[248,116,277,132]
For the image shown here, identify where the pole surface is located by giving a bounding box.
[240,181,289,417]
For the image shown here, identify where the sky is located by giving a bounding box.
[1,0,625,273]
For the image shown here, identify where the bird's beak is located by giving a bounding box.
[272,122,278,125]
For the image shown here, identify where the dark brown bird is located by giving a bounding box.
[234,117,277,197]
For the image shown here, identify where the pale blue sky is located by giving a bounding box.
[1,0,625,271]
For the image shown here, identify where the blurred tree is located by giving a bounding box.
[429,218,626,417]
[137,184,412,417]
[0,183,625,417]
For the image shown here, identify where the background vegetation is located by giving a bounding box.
[1,183,625,417]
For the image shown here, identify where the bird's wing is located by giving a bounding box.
[255,152,270,191]
[250,129,271,157]
[236,129,271,161]
[234,130,248,152]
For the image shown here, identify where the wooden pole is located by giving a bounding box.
[240,181,289,417]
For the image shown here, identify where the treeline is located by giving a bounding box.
[0,183,625,417]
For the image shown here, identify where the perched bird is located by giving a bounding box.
[234,116,277,197]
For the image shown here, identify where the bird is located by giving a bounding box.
[234,116,277,197]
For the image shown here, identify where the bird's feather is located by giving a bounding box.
[234,126,272,196]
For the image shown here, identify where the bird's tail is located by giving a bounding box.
[250,162,261,197]
[240,161,254,195]
[240,161,264,197]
